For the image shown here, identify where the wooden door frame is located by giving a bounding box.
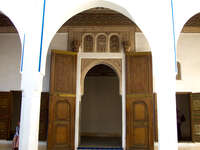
[176,92,192,141]
[74,52,126,149]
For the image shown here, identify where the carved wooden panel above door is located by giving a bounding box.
[0,92,11,139]
[126,53,152,95]
[51,51,77,94]
[191,93,200,142]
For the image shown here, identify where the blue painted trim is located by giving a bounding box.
[171,0,177,73]
[38,0,46,72]
[20,34,25,72]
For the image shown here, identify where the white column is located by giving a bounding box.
[153,50,178,150]
[19,72,44,150]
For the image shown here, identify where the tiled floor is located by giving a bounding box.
[79,136,122,148]
[1,140,200,150]
[0,140,46,150]
[154,142,200,150]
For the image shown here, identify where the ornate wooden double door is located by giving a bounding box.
[47,50,153,150]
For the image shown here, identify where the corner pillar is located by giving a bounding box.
[153,50,178,150]
[19,72,44,150]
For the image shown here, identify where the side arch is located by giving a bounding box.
[0,9,23,45]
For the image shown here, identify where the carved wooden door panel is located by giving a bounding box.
[0,92,11,139]
[48,50,77,150]
[39,92,49,141]
[190,93,200,142]
[126,52,153,150]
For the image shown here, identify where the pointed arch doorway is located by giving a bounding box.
[75,56,125,149]
[79,64,122,148]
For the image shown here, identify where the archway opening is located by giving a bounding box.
[45,6,152,150]
[79,64,122,148]
[0,12,22,143]
[176,12,200,143]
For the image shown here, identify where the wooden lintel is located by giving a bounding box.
[51,49,77,55]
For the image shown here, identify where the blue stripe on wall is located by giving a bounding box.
[20,34,25,72]
[171,0,177,73]
[38,0,46,72]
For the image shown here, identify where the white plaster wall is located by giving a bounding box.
[0,33,67,92]
[135,32,151,52]
[0,34,21,91]
[81,76,122,136]
[176,33,200,92]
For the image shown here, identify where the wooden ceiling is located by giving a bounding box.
[0,8,200,29]
[0,14,14,26]
[64,7,134,26]
[185,13,200,26]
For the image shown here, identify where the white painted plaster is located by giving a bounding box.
[122,52,126,149]
[135,32,151,52]
[0,33,67,92]
[75,52,81,147]
[0,33,21,91]
[154,56,178,150]
[176,33,200,92]
[19,72,44,150]
[81,76,122,136]
[0,32,152,92]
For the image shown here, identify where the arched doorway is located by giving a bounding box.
[47,6,154,150]
[0,12,22,141]
[175,12,200,143]
[79,64,122,148]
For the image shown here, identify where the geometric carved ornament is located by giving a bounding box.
[97,34,107,52]
[110,35,120,52]
[83,35,93,52]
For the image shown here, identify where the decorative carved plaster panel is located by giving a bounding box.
[109,34,120,52]
[66,26,135,52]
[96,33,107,52]
[81,59,122,95]
[83,34,94,52]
